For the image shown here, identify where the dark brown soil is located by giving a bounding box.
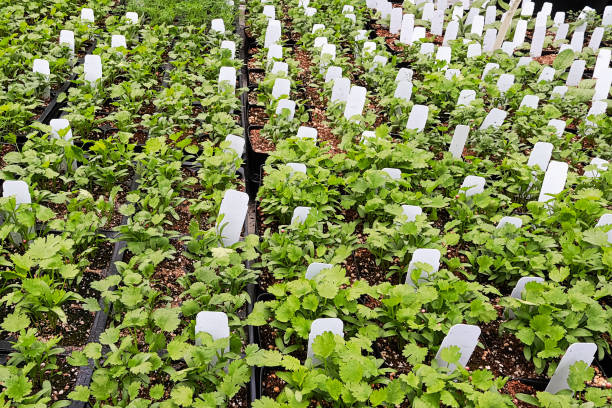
[250,128,275,153]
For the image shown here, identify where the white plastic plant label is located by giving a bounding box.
[406,248,441,285]
[422,2,434,21]
[84,54,102,85]
[445,69,460,80]
[263,5,275,19]
[314,36,328,48]
[596,213,612,227]
[604,6,612,26]
[585,101,606,129]
[111,34,127,49]
[465,7,479,25]
[196,311,230,341]
[436,46,451,64]
[587,27,603,52]
[406,104,428,132]
[566,60,586,86]
[538,161,568,208]
[396,68,413,82]
[225,134,244,156]
[548,119,565,138]
[382,168,401,180]
[221,41,236,58]
[541,2,552,15]
[371,55,388,71]
[50,118,73,141]
[266,44,282,69]
[592,69,612,101]
[452,6,464,21]
[501,41,514,56]
[527,142,553,171]
[553,11,565,26]
[211,19,225,33]
[482,28,496,52]
[534,12,547,28]
[320,43,336,72]
[379,1,392,20]
[517,56,531,67]
[325,66,342,83]
[390,8,403,34]
[480,108,507,130]
[467,43,481,58]
[59,30,75,53]
[355,30,367,42]
[510,276,543,298]
[306,263,332,280]
[529,25,545,57]
[412,27,426,43]
[271,61,288,75]
[470,15,484,37]
[342,4,354,13]
[482,62,499,79]
[2,180,31,206]
[435,324,481,372]
[307,318,343,361]
[304,7,316,17]
[485,5,496,24]
[554,23,569,42]
[331,77,351,104]
[125,11,138,24]
[401,205,422,222]
[312,24,325,34]
[363,41,376,56]
[460,175,485,197]
[443,20,459,45]
[272,78,291,99]
[521,1,534,17]
[570,31,584,53]
[496,73,514,93]
[298,0,310,8]
[81,8,94,23]
[361,130,376,144]
[457,90,476,106]
[286,162,306,174]
[551,86,568,98]
[218,66,236,92]
[296,126,317,141]
[216,190,248,247]
[519,94,539,109]
[513,20,527,47]
[394,80,413,102]
[546,343,597,394]
[431,11,445,36]
[343,86,366,121]
[264,19,281,48]
[449,125,469,158]
[593,49,611,79]
[32,59,50,78]
[276,99,296,120]
[399,14,415,44]
[498,216,523,229]
[537,67,555,82]
[584,158,608,178]
[419,43,435,56]
[291,206,311,224]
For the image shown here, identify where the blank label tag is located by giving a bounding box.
[401,205,422,222]
[538,161,568,208]
[331,77,351,103]
[307,318,343,361]
[272,78,291,99]
[443,20,459,45]
[460,175,486,197]
[546,343,597,394]
[225,134,244,156]
[519,94,539,109]
[394,80,413,102]
[527,142,553,171]
[2,180,31,206]
[498,216,523,229]
[216,190,248,247]
[291,206,311,224]
[457,90,476,106]
[406,104,428,131]
[343,86,366,121]
[566,60,586,86]
[449,125,470,158]
[406,248,441,285]
[296,126,317,141]
[435,324,481,372]
[480,108,507,130]
[218,67,237,92]
[305,263,332,280]
[276,99,296,120]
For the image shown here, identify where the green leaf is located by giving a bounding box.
[312,331,336,359]
[99,327,120,345]
[1,312,30,332]
[152,307,180,332]
[84,342,102,360]
[150,384,165,400]
[171,385,193,407]
[67,351,89,366]
[440,345,461,365]
[403,342,428,365]
[68,385,90,402]
[5,374,32,401]
[553,49,574,71]
[471,369,494,391]
[567,361,594,392]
